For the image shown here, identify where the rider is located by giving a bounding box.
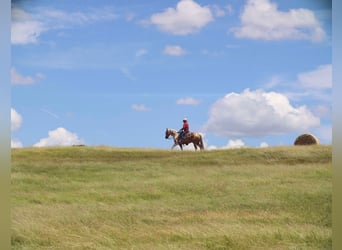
[178,117,189,144]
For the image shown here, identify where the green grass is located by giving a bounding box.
[11,145,332,249]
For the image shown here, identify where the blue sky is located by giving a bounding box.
[11,0,332,149]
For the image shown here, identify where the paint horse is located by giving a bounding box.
[165,128,204,151]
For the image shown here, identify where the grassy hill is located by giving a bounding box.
[11,145,332,249]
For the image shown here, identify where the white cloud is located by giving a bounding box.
[37,6,117,27]
[132,104,150,112]
[206,139,245,150]
[163,45,187,56]
[11,139,23,148]
[311,105,331,118]
[264,75,283,89]
[232,0,325,42]
[265,65,332,102]
[284,90,331,103]
[206,145,217,150]
[225,4,234,15]
[11,108,23,148]
[119,67,135,80]
[205,139,271,150]
[11,108,23,132]
[11,8,46,45]
[203,89,320,137]
[225,139,245,149]
[149,0,213,35]
[136,49,148,57]
[210,5,226,17]
[11,6,118,45]
[11,67,45,85]
[171,145,195,151]
[11,68,34,85]
[126,12,136,22]
[176,97,201,105]
[297,64,332,89]
[36,73,45,79]
[33,127,84,147]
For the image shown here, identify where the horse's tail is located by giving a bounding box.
[199,134,204,150]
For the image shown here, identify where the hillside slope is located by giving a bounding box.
[11,145,332,249]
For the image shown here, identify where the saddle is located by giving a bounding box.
[178,132,192,145]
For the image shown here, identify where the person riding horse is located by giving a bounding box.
[178,118,189,144]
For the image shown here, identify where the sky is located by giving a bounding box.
[11,0,332,150]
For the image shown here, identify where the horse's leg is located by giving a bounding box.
[193,142,197,151]
[179,143,183,151]
[170,138,178,149]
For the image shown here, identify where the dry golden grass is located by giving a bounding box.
[11,145,331,249]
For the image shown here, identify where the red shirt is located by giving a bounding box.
[182,121,189,132]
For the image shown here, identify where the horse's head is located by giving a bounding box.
[165,128,178,140]
[165,128,170,139]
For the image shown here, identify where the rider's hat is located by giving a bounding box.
[183,117,187,121]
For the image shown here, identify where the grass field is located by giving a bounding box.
[11,145,331,249]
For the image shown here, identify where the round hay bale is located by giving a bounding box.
[294,133,320,146]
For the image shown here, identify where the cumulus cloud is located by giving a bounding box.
[163,45,187,56]
[149,0,213,35]
[232,0,325,42]
[11,139,23,148]
[203,89,320,137]
[205,139,271,150]
[297,64,332,89]
[11,108,23,132]
[225,139,245,148]
[207,139,245,150]
[132,104,150,112]
[33,127,84,147]
[176,97,201,105]
[11,108,23,148]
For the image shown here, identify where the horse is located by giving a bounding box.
[165,128,204,151]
